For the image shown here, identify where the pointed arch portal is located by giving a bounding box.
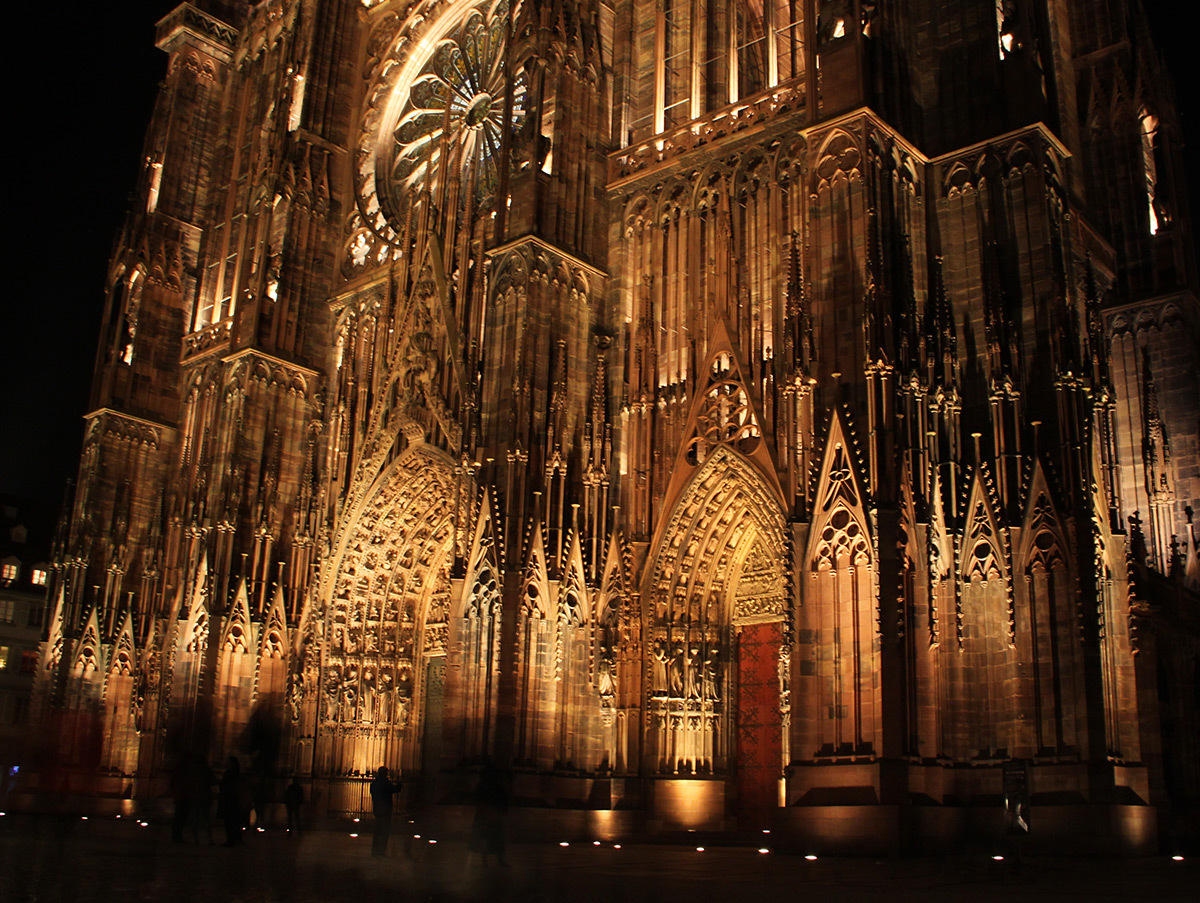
[647,445,787,818]
[318,446,470,779]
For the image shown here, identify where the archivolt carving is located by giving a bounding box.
[318,446,466,746]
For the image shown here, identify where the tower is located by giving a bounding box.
[36,0,1199,852]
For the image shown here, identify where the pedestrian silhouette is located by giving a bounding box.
[218,757,248,846]
[470,761,509,866]
[369,766,402,857]
[284,777,304,835]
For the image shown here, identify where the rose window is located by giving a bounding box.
[385,0,526,221]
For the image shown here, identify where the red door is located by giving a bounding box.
[735,622,782,822]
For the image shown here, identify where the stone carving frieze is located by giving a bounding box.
[609,82,806,188]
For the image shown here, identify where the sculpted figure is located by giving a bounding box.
[685,645,702,698]
[377,668,393,721]
[597,645,616,697]
[668,643,685,697]
[361,666,377,720]
[702,651,721,701]
[286,670,304,722]
[652,639,669,691]
[323,667,341,721]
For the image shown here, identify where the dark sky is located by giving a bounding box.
[3,1,178,515]
[2,2,1196,525]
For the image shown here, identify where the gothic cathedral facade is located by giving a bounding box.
[38,0,1199,851]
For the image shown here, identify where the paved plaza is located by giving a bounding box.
[0,811,1193,903]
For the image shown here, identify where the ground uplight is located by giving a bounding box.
[696,846,705,852]
[804,854,818,861]
[559,841,570,847]
[758,848,770,854]
[350,833,358,838]
[1171,855,1184,861]
[992,855,1004,861]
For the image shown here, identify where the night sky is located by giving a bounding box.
[4,1,178,519]
[2,2,1196,528]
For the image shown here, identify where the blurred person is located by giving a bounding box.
[369,766,402,857]
[284,776,304,835]
[469,761,509,867]
[218,757,248,846]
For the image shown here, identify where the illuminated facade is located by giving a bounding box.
[38,0,1199,851]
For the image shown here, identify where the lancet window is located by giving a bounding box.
[630,1,808,142]
[1139,107,1162,235]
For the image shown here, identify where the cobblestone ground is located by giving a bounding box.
[1,812,1193,903]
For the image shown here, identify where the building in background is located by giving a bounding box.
[1,497,50,803]
[33,0,1198,852]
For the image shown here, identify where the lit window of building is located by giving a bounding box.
[0,646,9,670]
[0,563,17,582]
[0,599,15,625]
[31,568,48,586]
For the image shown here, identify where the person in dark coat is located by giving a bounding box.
[469,761,509,866]
[283,777,304,835]
[369,766,402,857]
[218,757,248,846]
